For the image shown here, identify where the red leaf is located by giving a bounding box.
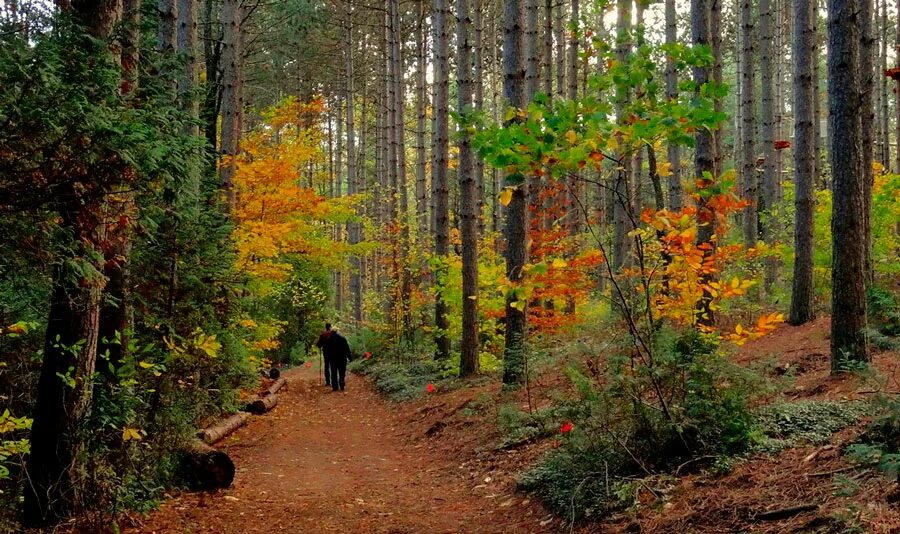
[559,421,574,434]
[426,383,435,393]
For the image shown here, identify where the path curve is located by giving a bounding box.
[130,367,554,533]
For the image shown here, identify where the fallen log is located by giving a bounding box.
[265,376,287,396]
[247,393,278,414]
[180,440,236,490]
[198,412,251,445]
[754,503,819,521]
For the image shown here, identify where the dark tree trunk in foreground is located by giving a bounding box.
[432,0,452,359]
[24,3,123,525]
[828,0,870,369]
[502,0,528,386]
[457,0,479,377]
[789,0,816,325]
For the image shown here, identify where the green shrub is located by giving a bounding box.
[752,400,869,453]
[521,330,761,521]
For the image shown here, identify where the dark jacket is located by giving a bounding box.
[315,330,331,350]
[324,331,352,362]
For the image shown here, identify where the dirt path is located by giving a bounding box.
[130,367,554,533]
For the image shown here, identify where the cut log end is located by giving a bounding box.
[181,441,235,490]
[247,393,278,414]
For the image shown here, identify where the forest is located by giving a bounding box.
[0,0,899,530]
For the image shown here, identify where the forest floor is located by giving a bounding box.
[128,317,900,533]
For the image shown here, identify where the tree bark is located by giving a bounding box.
[457,0,479,377]
[828,0,870,369]
[24,2,123,525]
[502,0,528,386]
[198,412,251,444]
[433,0,452,359]
[740,0,758,246]
[416,0,429,242]
[612,0,632,271]
[474,0,486,233]
[693,0,716,326]
[759,0,778,289]
[665,0,683,212]
[789,0,816,326]
[859,0,874,282]
[219,0,244,209]
[346,1,362,324]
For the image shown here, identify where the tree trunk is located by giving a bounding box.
[346,1,362,324]
[740,0,758,246]
[474,0,486,234]
[878,0,890,167]
[555,0,565,98]
[828,0,870,369]
[219,0,243,209]
[759,0,777,289]
[859,0,874,282]
[612,0,632,271]
[665,0,683,212]
[24,3,124,525]
[711,0,724,178]
[416,0,429,241]
[433,0,452,359]
[789,0,816,325]
[502,0,528,386]
[693,0,716,326]
[335,98,345,313]
[524,0,539,100]
[457,0,479,377]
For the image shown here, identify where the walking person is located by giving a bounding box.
[315,322,333,387]
[324,328,352,392]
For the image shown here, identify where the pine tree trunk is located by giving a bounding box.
[665,0,683,212]
[896,0,900,174]
[789,0,816,325]
[543,0,553,96]
[555,0,565,97]
[390,0,411,333]
[740,0,758,245]
[878,0,890,166]
[693,0,716,326]
[524,0,539,100]
[219,0,243,209]
[346,2,362,324]
[335,97,345,313]
[759,0,777,289]
[433,0,452,359]
[565,0,580,314]
[859,0,875,282]
[457,0,479,377]
[612,0,632,271]
[828,0,870,369]
[474,0,486,233]
[24,4,123,525]
[502,0,528,386]
[711,0,724,177]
